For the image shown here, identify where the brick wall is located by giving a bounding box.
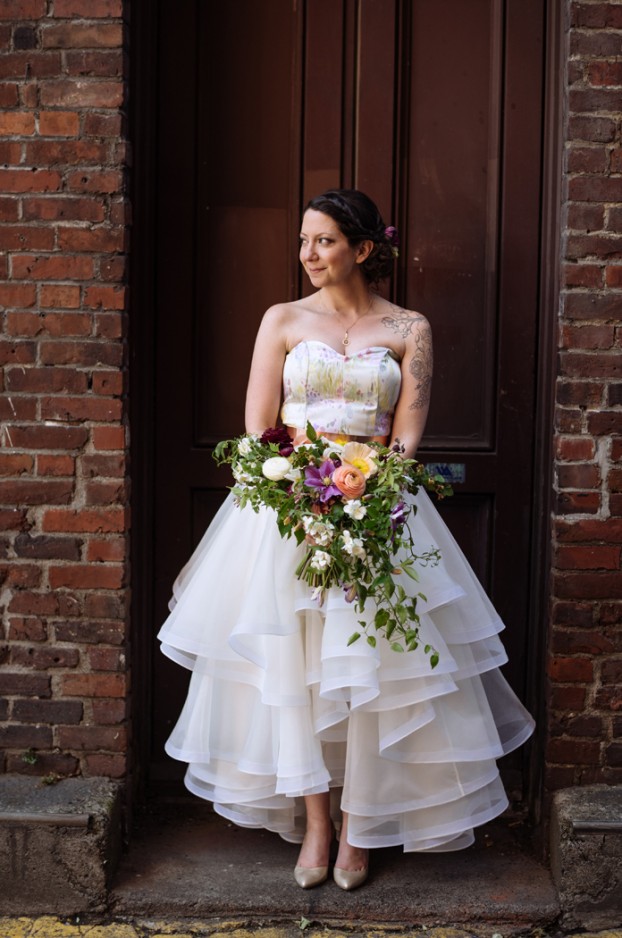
[548,0,622,790]
[0,0,129,779]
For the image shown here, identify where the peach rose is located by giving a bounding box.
[332,464,366,499]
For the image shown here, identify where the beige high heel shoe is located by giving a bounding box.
[333,864,368,891]
[294,865,329,888]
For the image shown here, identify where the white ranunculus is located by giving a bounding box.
[237,436,255,456]
[261,456,292,481]
[343,499,367,520]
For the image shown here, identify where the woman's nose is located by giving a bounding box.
[302,241,317,260]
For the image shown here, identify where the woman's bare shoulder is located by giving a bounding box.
[378,302,431,341]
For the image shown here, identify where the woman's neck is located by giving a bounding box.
[318,282,373,316]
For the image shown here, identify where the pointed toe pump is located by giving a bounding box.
[294,865,329,888]
[333,865,368,891]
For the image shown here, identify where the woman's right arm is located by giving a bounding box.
[244,305,289,434]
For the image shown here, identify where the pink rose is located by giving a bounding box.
[332,464,366,499]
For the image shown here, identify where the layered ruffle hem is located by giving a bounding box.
[157,489,535,853]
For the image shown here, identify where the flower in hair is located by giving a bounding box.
[384,225,399,258]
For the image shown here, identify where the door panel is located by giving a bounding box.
[149,0,544,784]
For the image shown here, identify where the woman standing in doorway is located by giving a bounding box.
[158,189,534,890]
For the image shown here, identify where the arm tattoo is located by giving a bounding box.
[382,307,427,339]
[408,322,433,410]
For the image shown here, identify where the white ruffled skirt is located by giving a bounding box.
[157,489,534,853]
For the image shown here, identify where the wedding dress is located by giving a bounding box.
[157,339,534,852]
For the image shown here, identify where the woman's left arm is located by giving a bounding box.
[389,314,433,458]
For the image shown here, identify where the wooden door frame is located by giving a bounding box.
[128,0,565,822]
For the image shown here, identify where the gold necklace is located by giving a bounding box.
[320,291,375,347]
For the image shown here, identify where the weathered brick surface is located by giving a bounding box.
[0,3,129,779]
[547,0,622,791]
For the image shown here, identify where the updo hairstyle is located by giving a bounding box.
[304,189,396,285]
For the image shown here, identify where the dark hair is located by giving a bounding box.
[304,189,396,285]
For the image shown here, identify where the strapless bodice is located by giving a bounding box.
[281,339,402,438]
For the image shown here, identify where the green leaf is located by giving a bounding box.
[401,563,420,581]
[305,421,318,442]
[430,652,439,669]
[390,642,405,653]
[367,635,377,648]
[347,631,361,646]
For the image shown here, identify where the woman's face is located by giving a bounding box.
[299,209,365,288]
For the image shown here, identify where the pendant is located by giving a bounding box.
[342,332,349,346]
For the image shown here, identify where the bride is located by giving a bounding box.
[158,189,535,891]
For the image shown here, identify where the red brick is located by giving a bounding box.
[61,672,126,698]
[560,352,622,379]
[556,380,604,407]
[85,480,125,506]
[38,110,80,136]
[588,61,622,87]
[554,571,622,599]
[0,83,19,107]
[40,284,82,308]
[595,686,622,710]
[6,367,88,394]
[11,645,80,669]
[563,263,604,287]
[0,479,73,506]
[555,491,600,514]
[548,655,594,682]
[41,396,122,423]
[548,738,601,765]
[37,454,76,477]
[86,537,125,562]
[551,599,594,627]
[609,468,622,492]
[0,282,36,307]
[6,310,92,336]
[0,453,33,475]
[612,439,622,462]
[66,50,123,78]
[94,311,124,339]
[39,340,122,367]
[0,141,22,165]
[14,533,81,561]
[551,714,604,738]
[25,139,109,166]
[0,170,61,194]
[13,699,83,724]
[55,619,125,644]
[0,672,51,697]
[611,494,622,516]
[611,149,622,173]
[570,87,622,114]
[81,454,125,478]
[8,424,88,450]
[0,196,19,221]
[555,406,583,433]
[5,752,79,777]
[58,226,125,253]
[0,562,40,588]
[53,0,123,14]
[0,225,55,251]
[566,147,609,176]
[57,725,127,751]
[571,30,622,57]
[0,112,35,135]
[556,545,620,570]
[84,112,122,137]
[84,753,126,777]
[552,628,615,655]
[556,462,600,488]
[92,371,123,396]
[88,646,124,671]
[606,266,622,288]
[21,81,38,108]
[91,699,126,724]
[564,292,622,319]
[568,176,622,203]
[7,618,48,642]
[85,285,125,310]
[588,411,622,435]
[566,233,622,260]
[66,169,122,193]
[43,507,126,533]
[11,254,94,280]
[0,394,36,420]
[40,80,123,109]
[568,114,617,143]
[0,508,27,530]
[0,340,35,366]
[555,436,596,461]
[556,518,622,543]
[49,563,123,590]
[605,744,622,767]
[0,725,53,749]
[42,23,123,49]
[100,256,126,281]
[609,207,622,231]
[0,52,61,80]
[92,426,125,451]
[23,196,105,223]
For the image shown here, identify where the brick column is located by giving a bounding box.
[548,0,622,789]
[0,0,130,780]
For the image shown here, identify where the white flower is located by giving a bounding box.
[237,436,255,456]
[302,516,335,546]
[261,456,293,481]
[309,550,332,571]
[233,465,254,484]
[285,467,302,482]
[343,499,367,520]
[341,530,366,560]
[322,440,345,460]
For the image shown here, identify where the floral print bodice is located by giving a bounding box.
[281,340,402,437]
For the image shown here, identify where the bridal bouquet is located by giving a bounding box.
[214,425,452,660]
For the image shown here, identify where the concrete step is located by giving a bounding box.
[110,799,559,932]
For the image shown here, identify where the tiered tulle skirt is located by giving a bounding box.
[157,489,534,853]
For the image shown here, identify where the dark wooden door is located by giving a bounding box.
[147,0,545,787]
